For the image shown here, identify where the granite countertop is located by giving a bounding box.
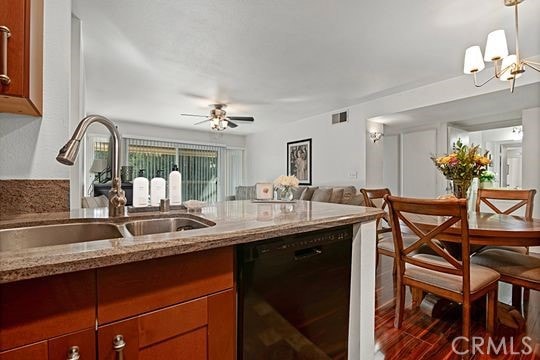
[0,200,382,283]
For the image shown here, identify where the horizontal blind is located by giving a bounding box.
[125,138,224,203]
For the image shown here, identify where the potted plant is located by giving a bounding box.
[479,170,496,189]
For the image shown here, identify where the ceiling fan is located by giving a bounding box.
[181,104,254,131]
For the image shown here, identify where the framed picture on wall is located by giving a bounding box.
[287,138,312,185]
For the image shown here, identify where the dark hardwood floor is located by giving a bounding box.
[375,255,540,359]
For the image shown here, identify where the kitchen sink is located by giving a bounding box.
[0,223,124,252]
[124,217,213,236]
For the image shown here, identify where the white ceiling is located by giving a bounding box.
[73,0,540,134]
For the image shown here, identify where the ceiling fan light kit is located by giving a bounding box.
[181,104,255,131]
[463,0,539,93]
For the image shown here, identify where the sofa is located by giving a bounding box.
[226,184,366,206]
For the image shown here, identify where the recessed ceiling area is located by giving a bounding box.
[73,0,540,134]
[372,82,540,132]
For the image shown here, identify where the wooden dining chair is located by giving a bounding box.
[475,188,536,254]
[471,248,540,315]
[476,188,536,219]
[360,188,419,271]
[474,188,537,311]
[385,195,499,355]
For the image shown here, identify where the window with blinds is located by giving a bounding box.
[124,138,241,203]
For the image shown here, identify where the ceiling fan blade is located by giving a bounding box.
[227,116,254,122]
[227,121,238,128]
[181,113,208,118]
[193,119,212,125]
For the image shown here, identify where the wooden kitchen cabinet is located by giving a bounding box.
[0,342,47,360]
[97,247,235,360]
[0,247,236,359]
[97,290,234,360]
[0,270,96,351]
[0,0,43,116]
[48,329,96,359]
[0,329,95,359]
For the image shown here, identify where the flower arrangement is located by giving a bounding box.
[274,175,300,188]
[431,139,491,198]
[273,175,300,201]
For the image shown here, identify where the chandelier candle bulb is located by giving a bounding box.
[464,46,485,74]
[500,55,523,81]
[484,30,509,61]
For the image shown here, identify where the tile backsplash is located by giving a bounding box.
[0,180,70,217]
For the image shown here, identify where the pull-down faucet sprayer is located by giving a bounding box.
[57,115,126,217]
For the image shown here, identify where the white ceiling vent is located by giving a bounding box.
[332,111,348,124]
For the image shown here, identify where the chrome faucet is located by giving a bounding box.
[57,115,127,217]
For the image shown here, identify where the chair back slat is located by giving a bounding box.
[476,189,536,219]
[360,188,392,231]
[385,195,470,294]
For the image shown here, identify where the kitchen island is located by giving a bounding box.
[0,200,382,359]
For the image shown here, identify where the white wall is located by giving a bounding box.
[401,129,437,198]
[522,108,540,217]
[383,134,399,194]
[0,0,72,180]
[246,107,366,185]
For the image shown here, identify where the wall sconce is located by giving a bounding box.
[368,131,384,143]
[511,126,523,140]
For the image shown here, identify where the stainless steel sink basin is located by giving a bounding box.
[124,217,212,236]
[0,223,123,252]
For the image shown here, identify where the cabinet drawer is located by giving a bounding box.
[0,270,96,351]
[0,342,47,360]
[97,246,233,324]
[48,328,96,360]
[139,297,207,347]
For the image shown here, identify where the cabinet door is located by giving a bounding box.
[0,0,26,97]
[0,342,47,360]
[48,329,96,360]
[0,270,96,351]
[208,289,235,360]
[0,0,42,115]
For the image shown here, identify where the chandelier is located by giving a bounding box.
[463,0,539,92]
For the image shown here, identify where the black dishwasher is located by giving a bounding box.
[237,225,353,360]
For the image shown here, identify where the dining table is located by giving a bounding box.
[409,211,540,247]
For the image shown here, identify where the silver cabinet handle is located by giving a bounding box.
[67,346,80,360]
[0,25,11,86]
[113,335,126,360]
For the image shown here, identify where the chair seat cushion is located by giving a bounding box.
[478,245,528,255]
[405,254,500,294]
[377,233,418,252]
[471,249,540,285]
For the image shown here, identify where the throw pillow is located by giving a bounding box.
[300,187,319,201]
[292,186,307,200]
[341,186,357,202]
[329,189,344,203]
[311,188,333,202]
[236,185,256,200]
[343,194,365,206]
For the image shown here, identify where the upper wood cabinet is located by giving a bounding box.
[0,0,43,116]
